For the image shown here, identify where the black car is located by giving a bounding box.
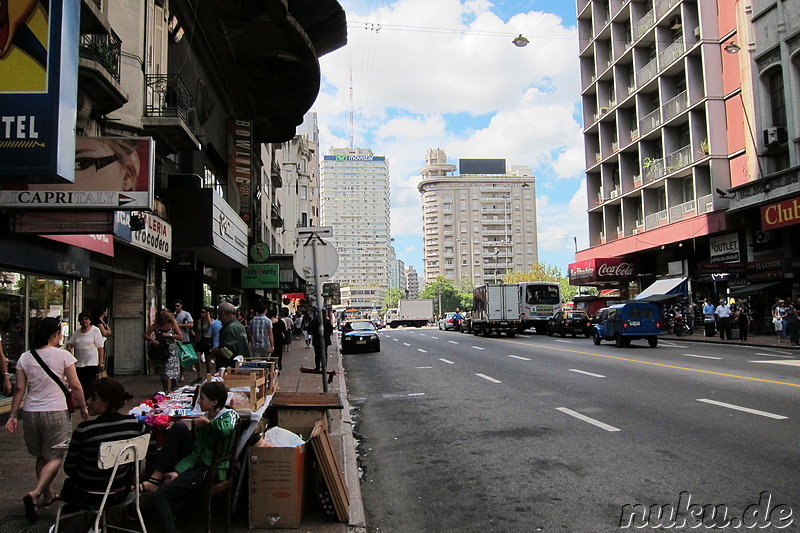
[340,320,381,354]
[547,310,592,337]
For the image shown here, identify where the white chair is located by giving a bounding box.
[54,433,150,533]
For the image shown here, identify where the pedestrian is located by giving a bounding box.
[209,302,251,371]
[269,308,286,370]
[281,308,293,353]
[4,317,88,523]
[65,310,106,401]
[173,299,194,383]
[236,308,248,327]
[787,303,800,346]
[60,378,146,514]
[685,300,695,332]
[1,340,12,397]
[192,306,215,379]
[247,302,274,359]
[702,298,716,336]
[302,311,312,348]
[93,306,112,338]
[736,303,750,342]
[293,311,303,340]
[143,310,182,392]
[715,299,732,340]
[772,299,788,343]
[310,308,334,371]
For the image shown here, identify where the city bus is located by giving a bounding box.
[517,281,562,334]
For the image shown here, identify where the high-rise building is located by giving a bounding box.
[571,0,763,302]
[405,266,420,299]
[321,148,391,314]
[418,149,537,287]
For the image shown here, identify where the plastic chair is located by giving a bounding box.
[54,433,150,533]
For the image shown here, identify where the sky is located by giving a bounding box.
[313,0,587,279]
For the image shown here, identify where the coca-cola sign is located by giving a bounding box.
[569,258,637,284]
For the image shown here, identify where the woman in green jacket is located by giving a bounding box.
[145,381,239,533]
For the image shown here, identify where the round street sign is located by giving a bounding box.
[249,242,270,262]
[293,238,339,281]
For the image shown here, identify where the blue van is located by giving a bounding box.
[591,302,661,347]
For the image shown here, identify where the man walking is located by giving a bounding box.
[209,302,251,370]
[715,298,732,340]
[173,299,196,382]
[247,301,274,359]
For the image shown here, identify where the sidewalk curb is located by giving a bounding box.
[660,334,800,350]
[335,364,367,531]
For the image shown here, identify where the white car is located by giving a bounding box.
[438,312,459,330]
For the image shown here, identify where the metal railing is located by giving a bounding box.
[633,9,655,41]
[662,90,688,122]
[643,157,665,182]
[697,194,713,214]
[639,107,661,135]
[636,56,659,86]
[658,40,685,69]
[144,74,198,130]
[664,145,692,173]
[655,0,681,18]
[79,31,122,82]
[669,199,696,222]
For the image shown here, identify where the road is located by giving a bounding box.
[343,327,800,532]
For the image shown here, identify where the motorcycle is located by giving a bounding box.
[671,313,692,336]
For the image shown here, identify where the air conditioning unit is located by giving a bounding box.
[755,230,772,244]
[764,126,787,146]
[610,189,618,198]
[599,107,610,115]
[632,228,639,235]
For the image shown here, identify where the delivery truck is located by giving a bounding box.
[387,299,434,328]
[471,284,521,337]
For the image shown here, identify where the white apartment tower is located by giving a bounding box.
[418,149,537,287]
[321,148,391,313]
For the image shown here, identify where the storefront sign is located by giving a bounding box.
[43,234,114,257]
[697,261,746,274]
[242,263,279,289]
[227,120,252,224]
[761,196,800,230]
[709,233,740,263]
[0,1,79,183]
[114,212,172,259]
[0,137,156,210]
[568,257,636,284]
[746,257,785,281]
[212,193,248,266]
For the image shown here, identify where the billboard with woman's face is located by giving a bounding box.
[0,137,155,209]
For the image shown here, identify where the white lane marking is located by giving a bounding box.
[476,373,501,383]
[683,353,722,360]
[393,338,399,341]
[403,343,411,346]
[556,407,620,432]
[430,336,439,340]
[417,349,428,353]
[555,339,572,343]
[439,358,455,365]
[508,355,531,361]
[658,341,687,348]
[382,392,427,399]
[408,393,426,397]
[416,366,433,369]
[448,340,459,344]
[756,352,794,358]
[472,346,485,351]
[697,399,787,420]
[569,369,606,378]
[751,360,800,366]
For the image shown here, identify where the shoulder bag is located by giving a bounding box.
[30,348,76,414]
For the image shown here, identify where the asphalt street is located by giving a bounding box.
[344,327,800,533]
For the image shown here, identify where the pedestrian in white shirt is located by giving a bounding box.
[715,299,732,340]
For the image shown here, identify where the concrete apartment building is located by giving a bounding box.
[406,266,420,299]
[418,149,537,287]
[321,148,391,314]
[570,0,788,305]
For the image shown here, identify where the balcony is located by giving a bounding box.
[664,145,692,174]
[633,175,643,188]
[669,199,697,222]
[81,0,112,34]
[639,107,661,135]
[658,40,685,70]
[662,91,688,122]
[636,56,659,86]
[78,31,126,114]
[271,161,283,188]
[142,75,202,152]
[271,203,284,227]
[633,9,655,41]
[644,210,668,231]
[643,157,665,183]
[655,0,681,18]
[697,194,714,214]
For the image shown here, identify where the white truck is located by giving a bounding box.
[387,300,434,328]
[471,284,521,337]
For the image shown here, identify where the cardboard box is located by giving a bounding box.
[274,408,327,439]
[249,443,306,528]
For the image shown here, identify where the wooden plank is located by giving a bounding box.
[310,420,350,523]
[272,391,343,409]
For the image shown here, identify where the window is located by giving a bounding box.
[767,68,787,127]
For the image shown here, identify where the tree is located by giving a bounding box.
[503,262,596,304]
[419,277,462,317]
[383,288,404,311]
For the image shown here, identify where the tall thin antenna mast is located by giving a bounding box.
[348,48,354,149]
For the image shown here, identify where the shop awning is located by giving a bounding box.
[634,277,688,302]
[728,281,783,296]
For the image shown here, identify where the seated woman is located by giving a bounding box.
[62,378,148,508]
[146,382,239,533]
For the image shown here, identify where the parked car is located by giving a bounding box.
[372,317,385,329]
[340,320,381,353]
[591,302,661,348]
[459,313,473,334]
[438,312,460,331]
[547,310,592,337]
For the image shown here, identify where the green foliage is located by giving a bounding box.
[383,288,404,311]
[420,277,470,316]
[504,263,563,284]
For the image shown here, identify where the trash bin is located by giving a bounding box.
[704,317,716,337]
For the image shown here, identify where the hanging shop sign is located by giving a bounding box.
[746,257,785,281]
[761,196,800,230]
[709,233,740,263]
[242,263,279,289]
[227,120,252,225]
[568,257,636,284]
[0,137,155,210]
[114,211,172,259]
[0,0,79,183]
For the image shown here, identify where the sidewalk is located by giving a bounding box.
[0,337,366,533]
[659,328,800,350]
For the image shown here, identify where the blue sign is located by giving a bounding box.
[0,0,79,182]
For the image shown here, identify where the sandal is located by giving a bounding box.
[42,494,61,507]
[138,478,163,493]
[23,494,38,523]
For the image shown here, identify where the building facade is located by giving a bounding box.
[417,149,538,287]
[321,147,391,314]
[405,266,420,299]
